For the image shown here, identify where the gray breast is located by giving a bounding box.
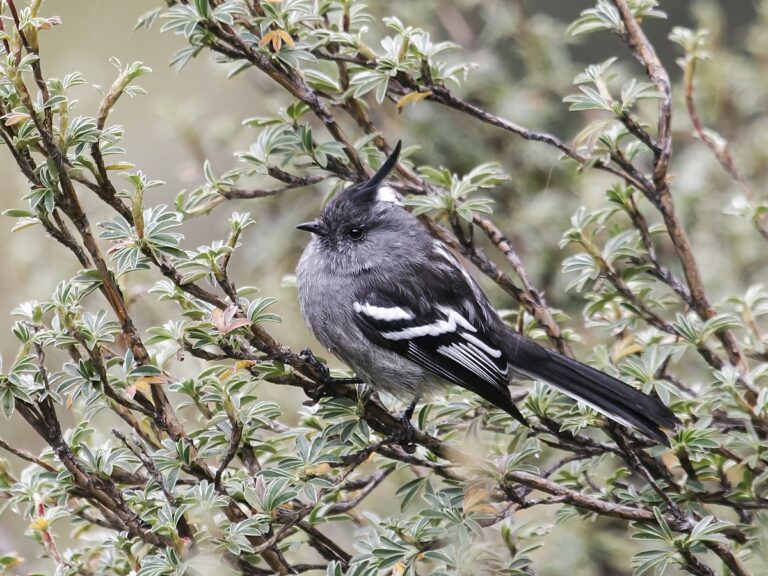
[297,243,444,399]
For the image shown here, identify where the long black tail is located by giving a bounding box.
[496,326,680,446]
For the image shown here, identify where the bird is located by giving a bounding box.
[295,141,680,446]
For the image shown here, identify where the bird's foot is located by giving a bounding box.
[303,383,332,405]
[300,347,331,382]
[300,348,362,405]
[387,398,419,454]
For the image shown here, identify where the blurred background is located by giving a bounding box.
[0,0,765,573]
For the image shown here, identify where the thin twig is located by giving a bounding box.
[682,50,768,240]
[0,437,56,472]
[214,413,242,489]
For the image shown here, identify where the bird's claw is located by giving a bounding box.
[300,348,362,405]
[300,347,332,383]
[387,404,418,454]
[300,348,333,405]
[303,382,338,406]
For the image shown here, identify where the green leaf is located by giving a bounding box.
[700,313,741,342]
[349,69,391,104]
[1,209,34,218]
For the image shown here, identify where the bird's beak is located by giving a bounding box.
[296,219,327,236]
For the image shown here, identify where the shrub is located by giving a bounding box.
[0,1,766,574]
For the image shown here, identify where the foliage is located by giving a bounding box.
[0,0,766,575]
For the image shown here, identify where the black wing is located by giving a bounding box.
[352,243,526,425]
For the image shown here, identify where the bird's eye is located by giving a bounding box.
[347,226,364,240]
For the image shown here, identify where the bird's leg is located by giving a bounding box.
[389,396,420,454]
[300,348,362,404]
[403,396,418,421]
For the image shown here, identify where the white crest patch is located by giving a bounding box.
[376,186,402,205]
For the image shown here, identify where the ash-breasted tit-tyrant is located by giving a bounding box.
[296,142,680,445]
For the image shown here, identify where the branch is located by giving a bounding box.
[612,0,671,182]
[214,412,242,489]
[220,177,329,200]
[206,23,363,177]
[425,85,643,187]
[506,470,688,528]
[682,50,768,241]
[612,0,750,386]
[475,214,575,349]
[326,468,392,514]
[113,429,195,541]
[90,67,138,223]
[0,436,56,472]
[16,396,172,548]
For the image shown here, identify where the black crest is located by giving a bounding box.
[345,140,402,205]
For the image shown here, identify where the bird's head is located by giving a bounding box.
[297,141,416,266]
